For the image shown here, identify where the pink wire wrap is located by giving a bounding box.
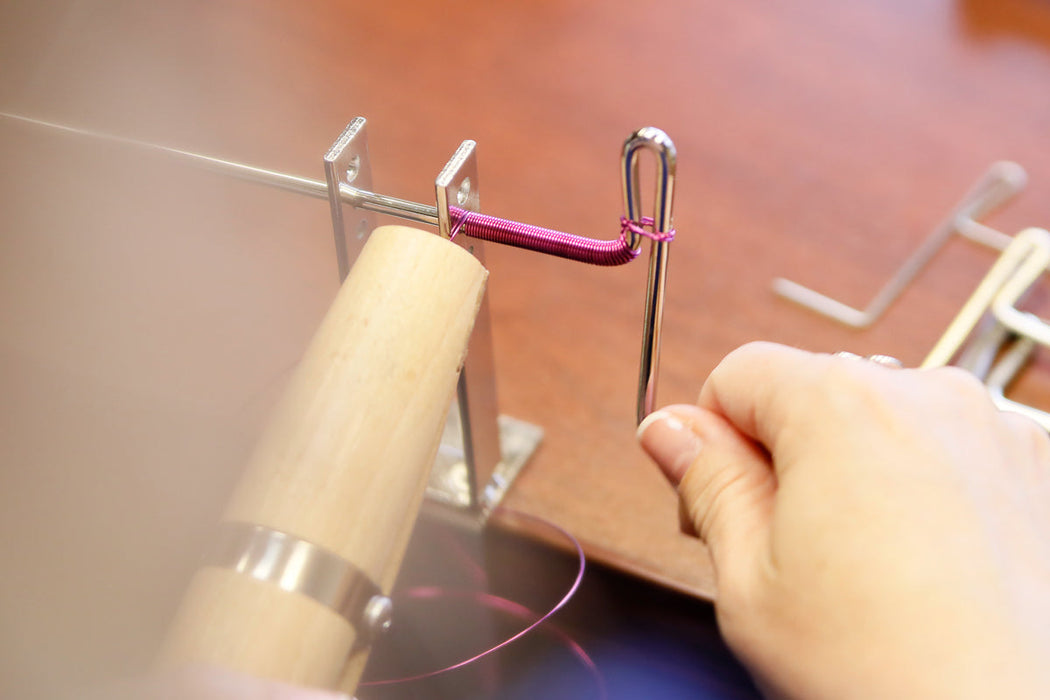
[619,215,676,243]
[449,207,674,266]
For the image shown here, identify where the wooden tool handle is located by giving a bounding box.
[157,225,487,692]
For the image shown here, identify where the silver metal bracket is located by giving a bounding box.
[324,118,377,281]
[324,122,541,520]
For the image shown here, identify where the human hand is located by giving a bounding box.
[637,342,1050,699]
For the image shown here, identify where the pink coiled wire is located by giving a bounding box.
[451,207,674,266]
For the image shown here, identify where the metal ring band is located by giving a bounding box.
[204,521,390,640]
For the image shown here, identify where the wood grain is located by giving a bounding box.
[156,226,486,691]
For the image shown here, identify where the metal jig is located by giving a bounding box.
[1,111,678,432]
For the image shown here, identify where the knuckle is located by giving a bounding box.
[923,365,992,398]
[796,355,893,416]
[708,341,779,381]
[1002,409,1050,459]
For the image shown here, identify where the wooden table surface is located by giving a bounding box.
[3,0,1050,695]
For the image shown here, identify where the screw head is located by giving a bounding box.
[456,177,471,206]
[344,154,361,184]
[362,595,393,638]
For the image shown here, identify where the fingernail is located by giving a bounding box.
[636,409,704,485]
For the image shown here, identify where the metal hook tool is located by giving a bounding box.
[922,227,1050,428]
[773,161,1027,328]
[922,227,1050,369]
[991,233,1050,348]
[622,127,677,423]
[983,335,1050,430]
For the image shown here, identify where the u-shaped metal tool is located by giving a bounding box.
[622,127,677,423]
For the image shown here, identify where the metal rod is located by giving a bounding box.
[2,112,650,267]
[1,111,438,225]
[343,186,437,226]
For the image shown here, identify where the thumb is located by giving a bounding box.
[638,405,775,586]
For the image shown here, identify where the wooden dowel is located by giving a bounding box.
[157,225,488,693]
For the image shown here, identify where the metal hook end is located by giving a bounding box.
[622,127,678,424]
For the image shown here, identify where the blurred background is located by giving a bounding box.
[2,0,1050,697]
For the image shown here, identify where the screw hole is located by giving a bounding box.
[456,178,471,206]
[345,155,361,184]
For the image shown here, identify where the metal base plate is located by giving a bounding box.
[427,408,542,519]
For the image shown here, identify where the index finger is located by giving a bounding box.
[698,342,868,458]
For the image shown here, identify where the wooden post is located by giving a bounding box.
[157,225,488,694]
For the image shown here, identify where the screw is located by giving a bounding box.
[362,595,393,638]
